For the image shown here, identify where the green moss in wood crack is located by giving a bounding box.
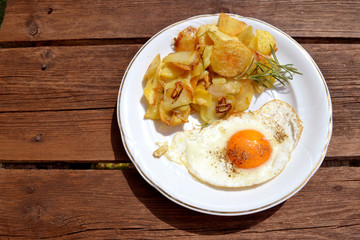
[92,163,131,170]
[0,0,7,29]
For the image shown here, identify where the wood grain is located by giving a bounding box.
[0,167,358,239]
[0,44,141,111]
[0,0,359,42]
[0,108,127,162]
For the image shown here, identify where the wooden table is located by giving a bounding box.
[0,1,359,239]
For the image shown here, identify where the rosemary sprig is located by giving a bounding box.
[236,45,302,89]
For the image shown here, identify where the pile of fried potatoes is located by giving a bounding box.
[143,13,277,126]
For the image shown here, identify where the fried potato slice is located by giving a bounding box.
[191,61,204,78]
[201,45,213,69]
[174,26,199,52]
[200,96,217,123]
[159,62,186,80]
[144,92,162,120]
[218,13,247,36]
[193,85,212,106]
[163,51,201,70]
[207,28,239,45]
[237,26,255,46]
[197,24,216,46]
[163,79,193,111]
[199,94,235,123]
[143,54,162,105]
[144,75,161,105]
[144,54,161,80]
[210,40,253,77]
[207,79,241,97]
[233,79,254,112]
[159,102,191,126]
[255,30,277,55]
[248,35,257,51]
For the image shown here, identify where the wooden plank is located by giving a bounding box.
[0,44,141,112]
[0,167,358,239]
[0,0,359,42]
[0,108,128,162]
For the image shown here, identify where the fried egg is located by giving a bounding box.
[160,99,303,188]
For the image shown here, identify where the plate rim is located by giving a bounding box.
[117,13,333,216]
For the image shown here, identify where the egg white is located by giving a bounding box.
[162,99,303,188]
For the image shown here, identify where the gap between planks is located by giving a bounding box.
[1,159,359,170]
[0,37,359,49]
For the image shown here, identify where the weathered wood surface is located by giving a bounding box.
[0,108,127,162]
[0,45,141,111]
[0,43,359,161]
[0,167,358,239]
[0,0,359,42]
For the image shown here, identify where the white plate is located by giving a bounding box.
[117,14,332,215]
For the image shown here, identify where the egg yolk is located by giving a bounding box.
[226,129,271,169]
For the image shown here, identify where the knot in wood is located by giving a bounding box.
[48,7,54,14]
[28,21,40,37]
[43,49,54,60]
[24,202,47,220]
[27,186,35,194]
[34,134,43,142]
